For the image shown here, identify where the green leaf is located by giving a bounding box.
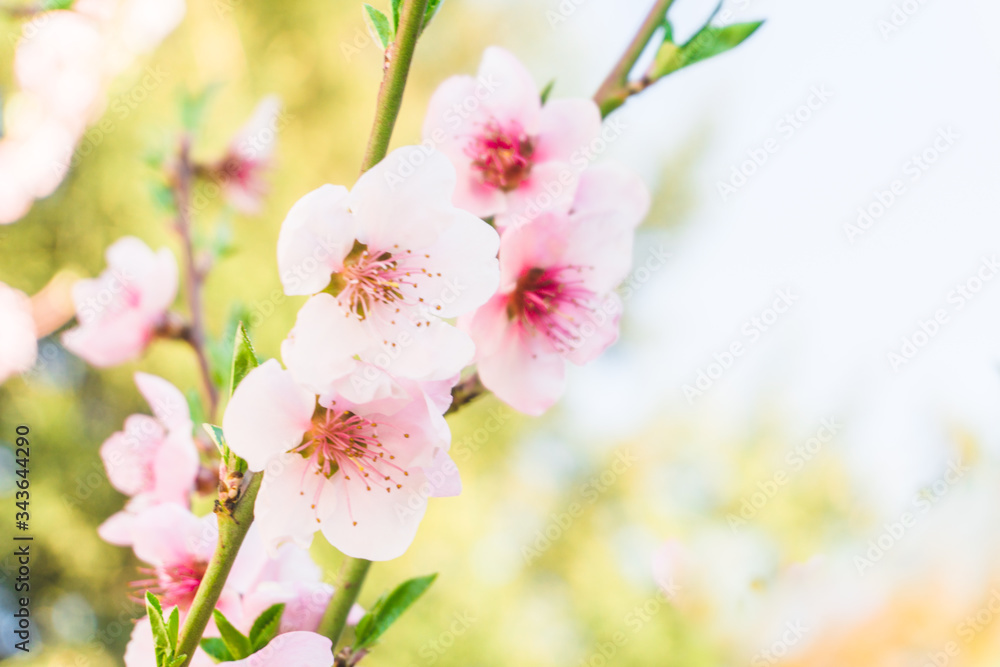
[249,603,285,652]
[652,20,763,79]
[213,609,252,660]
[203,423,227,457]
[149,181,176,212]
[41,0,74,9]
[229,322,259,397]
[145,592,169,652]
[363,4,393,49]
[391,0,402,31]
[421,0,444,34]
[539,79,555,105]
[353,573,437,650]
[167,606,180,652]
[199,637,235,663]
[207,303,251,390]
[167,656,188,667]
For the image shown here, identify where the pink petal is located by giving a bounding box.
[276,184,355,296]
[97,510,138,546]
[134,372,191,432]
[363,317,476,382]
[419,449,462,498]
[100,415,163,496]
[222,360,314,472]
[404,210,500,319]
[222,632,332,667]
[495,161,577,231]
[477,327,566,416]
[570,161,650,229]
[348,146,461,251]
[475,46,542,134]
[533,98,602,163]
[150,431,200,504]
[0,282,36,382]
[562,291,623,366]
[281,294,370,395]
[321,469,429,561]
[240,581,333,634]
[131,504,215,567]
[253,453,332,554]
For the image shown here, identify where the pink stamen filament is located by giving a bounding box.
[509,265,598,351]
[466,120,534,192]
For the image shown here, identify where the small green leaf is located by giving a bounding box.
[229,322,259,397]
[213,609,252,660]
[167,656,188,667]
[203,423,227,456]
[539,79,555,105]
[167,606,180,652]
[149,181,176,212]
[363,4,393,49]
[391,0,402,31]
[200,637,235,663]
[353,573,437,650]
[421,0,444,34]
[41,0,74,9]
[661,18,674,43]
[145,593,169,651]
[249,603,285,652]
[652,20,763,79]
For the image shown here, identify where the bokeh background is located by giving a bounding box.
[4,0,1000,664]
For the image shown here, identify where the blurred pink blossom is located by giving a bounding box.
[97,373,199,545]
[212,95,283,214]
[0,282,37,384]
[62,236,178,367]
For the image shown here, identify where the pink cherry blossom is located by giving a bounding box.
[0,282,37,384]
[276,146,499,382]
[97,373,199,545]
[211,95,283,215]
[423,46,602,229]
[462,163,650,415]
[222,358,459,560]
[62,236,178,367]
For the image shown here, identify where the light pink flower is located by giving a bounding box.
[212,96,283,215]
[62,236,178,367]
[462,164,649,415]
[14,11,106,130]
[276,146,499,382]
[0,282,37,383]
[97,373,199,545]
[128,504,252,614]
[423,46,601,230]
[222,358,459,560]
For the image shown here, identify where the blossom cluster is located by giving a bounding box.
[40,44,649,666]
[1,0,186,224]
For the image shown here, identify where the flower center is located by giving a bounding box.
[466,120,534,192]
[131,561,207,610]
[324,241,438,324]
[508,266,598,352]
[293,407,412,526]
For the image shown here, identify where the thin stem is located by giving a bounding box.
[593,0,675,118]
[319,0,430,651]
[173,137,220,418]
[359,0,430,174]
[175,472,262,666]
[317,557,372,645]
